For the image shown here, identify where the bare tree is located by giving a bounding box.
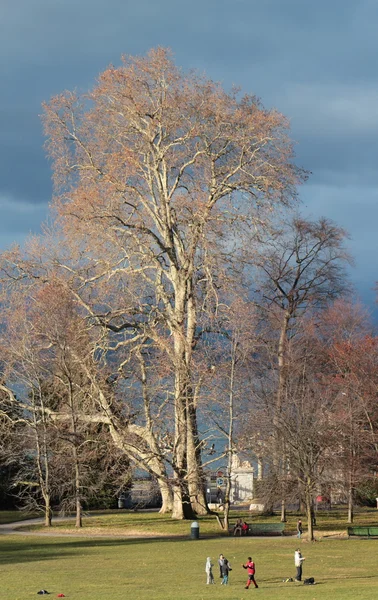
[199,298,258,530]
[0,48,302,520]
[252,331,338,540]
[315,300,378,523]
[250,216,351,520]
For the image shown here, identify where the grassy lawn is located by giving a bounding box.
[0,533,378,599]
[0,510,38,524]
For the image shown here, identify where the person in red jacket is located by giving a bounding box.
[242,556,259,589]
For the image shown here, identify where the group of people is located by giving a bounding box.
[205,554,258,588]
[205,549,306,587]
[233,518,249,536]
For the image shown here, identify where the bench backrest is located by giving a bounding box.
[250,523,285,533]
[348,526,378,537]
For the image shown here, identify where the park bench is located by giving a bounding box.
[230,522,285,536]
[347,526,378,538]
[249,522,285,536]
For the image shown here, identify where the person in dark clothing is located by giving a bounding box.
[242,556,258,589]
[297,519,303,539]
[218,554,224,578]
[221,558,232,585]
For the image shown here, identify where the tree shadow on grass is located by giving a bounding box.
[262,577,378,591]
[0,535,197,566]
[324,574,378,581]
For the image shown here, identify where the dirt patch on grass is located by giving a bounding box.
[315,530,348,540]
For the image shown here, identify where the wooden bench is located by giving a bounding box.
[347,526,378,538]
[230,522,285,536]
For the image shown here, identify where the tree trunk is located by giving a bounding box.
[171,478,195,520]
[280,499,286,523]
[347,409,355,524]
[276,310,291,413]
[347,481,354,524]
[136,350,174,514]
[223,464,232,532]
[171,487,185,520]
[171,386,195,520]
[184,283,208,515]
[222,337,237,532]
[186,402,208,515]
[33,387,53,527]
[298,479,305,512]
[223,488,231,532]
[74,449,82,528]
[44,497,52,527]
[66,377,83,529]
[171,396,188,520]
[171,310,200,519]
[75,497,82,528]
[159,481,173,513]
[305,486,314,541]
[274,310,291,521]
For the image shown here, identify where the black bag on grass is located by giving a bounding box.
[303,577,315,585]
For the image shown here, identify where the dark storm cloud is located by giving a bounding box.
[1,0,377,303]
[0,195,47,248]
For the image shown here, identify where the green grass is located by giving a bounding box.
[0,510,38,524]
[1,533,378,599]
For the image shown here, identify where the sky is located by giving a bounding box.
[1,0,378,309]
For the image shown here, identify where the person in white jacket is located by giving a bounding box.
[294,549,306,581]
[205,557,215,584]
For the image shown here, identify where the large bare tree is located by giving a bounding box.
[1,48,301,519]
[40,48,302,518]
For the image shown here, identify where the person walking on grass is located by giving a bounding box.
[294,548,305,582]
[242,556,259,589]
[221,558,232,585]
[297,519,303,539]
[218,553,224,578]
[205,557,215,585]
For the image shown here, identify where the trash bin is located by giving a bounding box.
[118,497,125,509]
[190,521,200,540]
